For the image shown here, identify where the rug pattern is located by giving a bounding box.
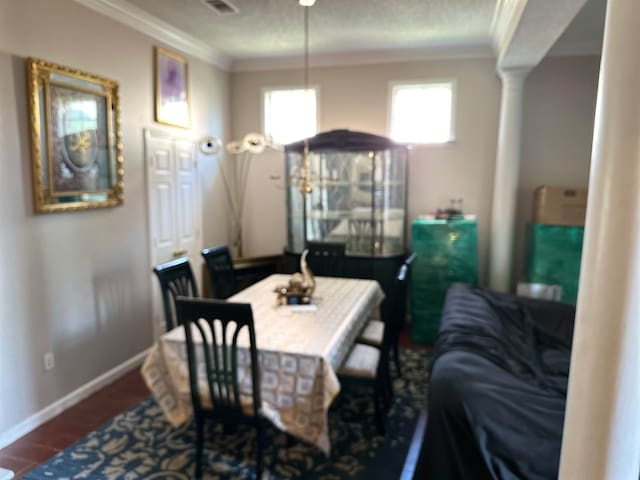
[24,349,430,480]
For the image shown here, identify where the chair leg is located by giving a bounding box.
[195,415,205,479]
[380,364,393,411]
[373,385,386,436]
[269,432,281,477]
[386,363,394,406]
[393,342,402,377]
[256,423,265,479]
[381,380,390,411]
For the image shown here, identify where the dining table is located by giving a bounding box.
[141,274,385,454]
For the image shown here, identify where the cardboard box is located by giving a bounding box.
[533,186,587,226]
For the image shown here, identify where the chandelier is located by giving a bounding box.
[298,0,314,195]
[204,1,318,257]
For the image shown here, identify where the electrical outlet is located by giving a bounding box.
[43,352,55,371]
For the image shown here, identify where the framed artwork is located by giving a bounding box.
[154,47,190,129]
[26,58,124,214]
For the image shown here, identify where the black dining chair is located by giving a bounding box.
[201,245,238,299]
[305,240,346,277]
[175,297,265,480]
[338,261,410,434]
[152,257,199,332]
[357,253,416,376]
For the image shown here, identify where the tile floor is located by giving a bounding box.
[0,326,431,479]
[0,369,148,479]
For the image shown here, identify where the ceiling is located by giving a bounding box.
[550,0,607,54]
[119,0,606,67]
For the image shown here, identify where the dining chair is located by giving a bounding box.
[356,253,416,376]
[201,245,238,299]
[152,257,199,332]
[337,261,410,435]
[175,297,264,480]
[305,240,346,277]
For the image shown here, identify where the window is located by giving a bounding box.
[389,81,455,144]
[263,88,317,145]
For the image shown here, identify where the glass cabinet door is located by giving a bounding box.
[376,149,407,256]
[285,150,305,253]
[285,131,408,257]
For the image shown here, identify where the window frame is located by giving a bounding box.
[387,79,457,146]
[261,85,320,145]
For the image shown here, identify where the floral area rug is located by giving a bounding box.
[24,349,430,480]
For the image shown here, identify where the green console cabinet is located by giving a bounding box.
[411,217,478,344]
[525,223,584,305]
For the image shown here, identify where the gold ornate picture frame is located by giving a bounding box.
[26,58,124,214]
[154,47,190,129]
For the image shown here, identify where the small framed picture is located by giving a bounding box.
[154,47,190,129]
[26,57,124,213]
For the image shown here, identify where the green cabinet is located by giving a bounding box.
[525,223,584,305]
[411,218,478,344]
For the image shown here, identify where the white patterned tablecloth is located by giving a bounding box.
[141,274,384,453]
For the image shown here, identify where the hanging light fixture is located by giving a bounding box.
[298,0,314,195]
[225,1,316,202]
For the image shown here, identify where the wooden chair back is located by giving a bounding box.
[152,257,199,332]
[175,297,261,419]
[201,245,238,299]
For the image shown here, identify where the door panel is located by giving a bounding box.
[154,148,172,173]
[179,183,195,240]
[174,140,200,260]
[147,135,176,265]
[154,183,174,247]
[145,130,202,339]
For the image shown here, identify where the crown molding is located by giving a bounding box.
[490,0,528,58]
[231,43,495,73]
[71,0,598,74]
[492,0,592,69]
[72,0,231,70]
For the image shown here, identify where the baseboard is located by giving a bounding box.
[0,348,150,450]
[400,410,428,480]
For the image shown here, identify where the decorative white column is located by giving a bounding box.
[559,0,640,478]
[488,67,529,292]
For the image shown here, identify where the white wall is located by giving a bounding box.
[231,56,599,286]
[515,55,599,280]
[0,0,228,437]
[232,59,503,283]
[0,0,600,441]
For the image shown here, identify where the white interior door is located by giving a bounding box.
[145,129,202,338]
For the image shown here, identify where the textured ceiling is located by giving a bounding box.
[125,0,497,59]
[121,0,605,65]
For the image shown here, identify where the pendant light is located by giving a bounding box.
[299,1,313,195]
